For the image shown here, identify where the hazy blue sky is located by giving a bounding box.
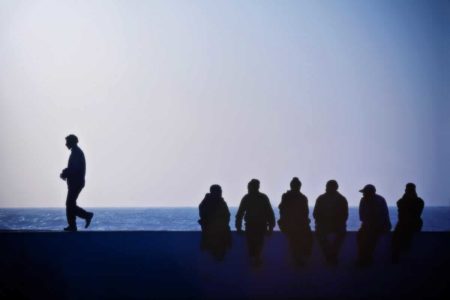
[0,0,449,207]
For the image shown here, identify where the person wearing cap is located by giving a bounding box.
[236,179,275,267]
[278,177,313,266]
[313,180,349,265]
[198,184,232,261]
[357,184,391,266]
[391,183,424,263]
[60,135,94,232]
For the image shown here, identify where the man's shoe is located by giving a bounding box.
[85,212,94,229]
[64,226,77,232]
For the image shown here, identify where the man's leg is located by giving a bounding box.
[66,186,82,229]
[246,227,265,266]
[330,230,346,264]
[391,225,402,263]
[316,230,331,262]
[357,228,369,265]
[357,228,378,266]
[245,229,257,258]
[287,232,302,264]
[74,204,90,220]
[72,185,94,228]
[366,231,381,263]
[304,228,313,257]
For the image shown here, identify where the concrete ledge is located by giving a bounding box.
[1,232,449,299]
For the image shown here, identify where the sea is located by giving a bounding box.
[0,207,449,231]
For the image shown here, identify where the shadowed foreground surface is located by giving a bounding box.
[0,232,449,299]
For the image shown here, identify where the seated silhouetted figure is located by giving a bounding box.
[198,184,232,261]
[391,183,424,263]
[60,135,93,232]
[313,180,348,266]
[236,179,275,267]
[357,184,391,267]
[278,177,313,266]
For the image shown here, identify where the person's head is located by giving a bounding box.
[247,179,260,194]
[359,184,376,198]
[290,177,301,192]
[326,180,339,193]
[210,184,222,198]
[405,183,417,197]
[65,134,78,149]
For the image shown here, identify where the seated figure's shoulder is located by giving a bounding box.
[240,194,249,204]
[199,194,209,206]
[339,193,348,203]
[418,197,425,205]
[300,193,308,202]
[260,193,270,201]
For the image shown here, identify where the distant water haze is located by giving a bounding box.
[1,207,450,231]
[0,0,449,208]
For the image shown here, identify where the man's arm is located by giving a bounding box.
[381,197,391,231]
[359,198,365,223]
[235,196,247,232]
[313,197,321,222]
[198,195,208,226]
[265,196,276,232]
[342,196,349,222]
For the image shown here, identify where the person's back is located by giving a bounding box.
[66,145,86,187]
[238,192,275,229]
[279,190,310,232]
[396,185,424,231]
[199,187,230,233]
[313,191,348,233]
[360,193,391,233]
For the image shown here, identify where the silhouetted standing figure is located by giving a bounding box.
[313,180,348,265]
[60,135,93,232]
[391,183,424,263]
[357,184,391,267]
[278,177,313,266]
[198,184,232,261]
[236,179,275,267]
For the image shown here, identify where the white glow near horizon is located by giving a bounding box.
[0,0,449,207]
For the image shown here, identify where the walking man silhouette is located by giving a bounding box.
[60,134,93,232]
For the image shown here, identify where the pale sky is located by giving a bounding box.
[0,0,449,208]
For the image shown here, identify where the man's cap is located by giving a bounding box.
[359,184,376,193]
[65,134,78,144]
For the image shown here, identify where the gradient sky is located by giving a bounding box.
[0,0,449,208]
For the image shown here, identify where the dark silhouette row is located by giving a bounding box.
[199,178,424,267]
[60,135,424,268]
